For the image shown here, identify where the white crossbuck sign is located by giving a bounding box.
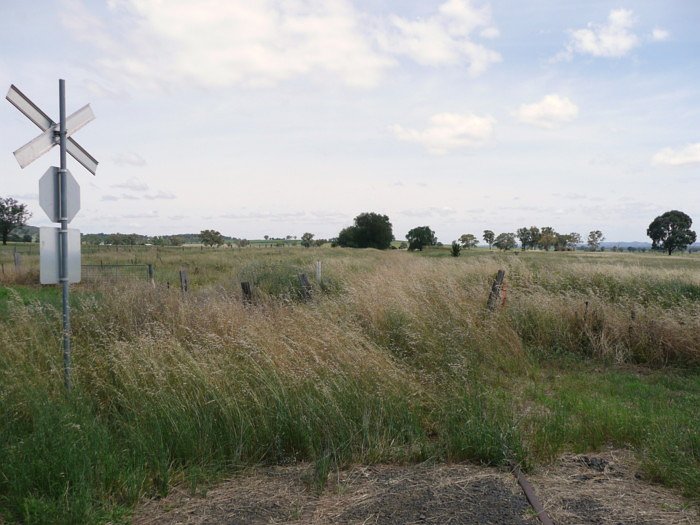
[6,84,98,174]
[7,82,98,285]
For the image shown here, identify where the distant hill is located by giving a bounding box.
[599,241,699,250]
[599,241,652,249]
[6,224,39,242]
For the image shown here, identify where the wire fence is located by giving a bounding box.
[81,264,153,283]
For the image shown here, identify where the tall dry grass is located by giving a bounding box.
[1,247,699,523]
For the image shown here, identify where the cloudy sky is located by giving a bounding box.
[1,0,698,242]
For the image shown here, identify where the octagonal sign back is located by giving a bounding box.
[39,166,80,223]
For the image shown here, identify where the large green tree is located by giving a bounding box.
[516,227,532,250]
[538,226,558,251]
[301,232,315,248]
[493,232,517,251]
[200,229,224,247]
[337,212,394,249]
[647,210,697,255]
[459,233,478,249]
[0,197,31,246]
[406,226,437,251]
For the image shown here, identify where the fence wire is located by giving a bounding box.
[81,264,152,283]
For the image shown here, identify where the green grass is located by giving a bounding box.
[0,285,62,317]
[0,246,699,523]
[522,361,700,497]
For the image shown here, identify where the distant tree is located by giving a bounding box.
[538,226,558,251]
[107,233,132,245]
[398,241,407,250]
[264,235,269,241]
[647,210,697,255]
[459,233,478,249]
[336,212,394,249]
[406,226,437,251]
[451,241,461,257]
[237,238,250,248]
[169,235,184,246]
[493,232,517,251]
[151,236,166,246]
[354,212,394,249]
[22,233,32,243]
[483,230,495,250]
[337,226,357,248]
[0,197,32,245]
[314,239,327,247]
[528,226,541,249]
[567,232,582,250]
[301,232,315,248]
[587,230,605,251]
[516,227,532,250]
[554,233,570,251]
[200,229,224,247]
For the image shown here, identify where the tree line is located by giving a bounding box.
[0,195,696,255]
[464,228,603,252]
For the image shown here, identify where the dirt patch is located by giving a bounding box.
[133,451,698,525]
[530,450,697,524]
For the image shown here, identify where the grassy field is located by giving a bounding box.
[0,245,699,524]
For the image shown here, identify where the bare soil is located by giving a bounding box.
[133,451,698,525]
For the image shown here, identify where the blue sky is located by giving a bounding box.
[1,0,698,242]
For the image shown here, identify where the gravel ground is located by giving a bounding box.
[133,451,698,525]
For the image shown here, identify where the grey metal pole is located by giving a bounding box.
[59,79,71,393]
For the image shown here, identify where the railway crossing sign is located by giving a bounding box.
[7,84,98,174]
[40,227,81,284]
[39,166,80,223]
[7,79,98,392]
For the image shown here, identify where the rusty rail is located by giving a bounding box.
[512,464,554,525]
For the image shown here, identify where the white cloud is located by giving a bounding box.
[652,143,700,166]
[219,210,346,222]
[557,9,639,60]
[143,191,177,200]
[400,206,457,218]
[111,177,148,191]
[391,112,495,154]
[10,193,38,201]
[515,94,579,128]
[63,0,391,89]
[651,28,669,42]
[62,0,502,88]
[379,0,501,76]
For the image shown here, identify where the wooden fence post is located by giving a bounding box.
[241,282,253,304]
[179,269,189,292]
[13,251,21,269]
[315,260,322,284]
[487,269,506,311]
[148,264,155,287]
[298,273,312,300]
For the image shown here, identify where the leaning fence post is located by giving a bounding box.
[148,264,155,287]
[241,281,253,304]
[179,269,189,293]
[298,273,312,300]
[13,251,21,269]
[487,269,506,311]
[315,260,322,284]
